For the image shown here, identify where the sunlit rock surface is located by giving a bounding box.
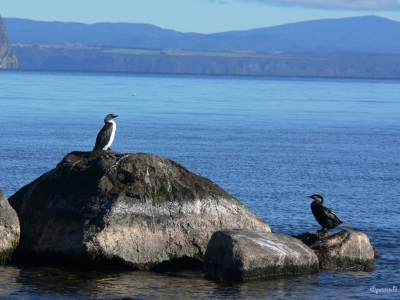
[0,190,20,263]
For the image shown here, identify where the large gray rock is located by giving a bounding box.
[0,189,20,263]
[297,230,376,271]
[203,229,319,281]
[0,16,18,69]
[9,151,270,270]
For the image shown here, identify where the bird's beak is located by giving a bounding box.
[307,196,312,199]
[114,114,118,118]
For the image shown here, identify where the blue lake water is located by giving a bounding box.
[0,70,399,299]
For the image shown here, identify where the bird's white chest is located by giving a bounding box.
[103,120,116,150]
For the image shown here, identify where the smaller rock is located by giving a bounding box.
[303,230,376,271]
[203,229,319,281]
[0,189,20,263]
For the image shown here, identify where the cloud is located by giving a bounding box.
[234,0,400,10]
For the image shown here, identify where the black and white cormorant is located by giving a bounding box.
[93,114,118,151]
[307,194,343,231]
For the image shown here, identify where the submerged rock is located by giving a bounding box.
[9,151,270,270]
[0,189,20,263]
[296,230,376,271]
[203,229,319,281]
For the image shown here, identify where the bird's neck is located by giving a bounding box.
[105,120,116,126]
[312,200,323,206]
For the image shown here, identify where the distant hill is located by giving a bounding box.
[5,16,400,53]
[3,16,400,78]
[216,16,400,54]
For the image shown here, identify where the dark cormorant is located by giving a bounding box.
[307,194,343,231]
[93,114,118,151]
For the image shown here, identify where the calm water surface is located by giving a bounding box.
[0,70,399,299]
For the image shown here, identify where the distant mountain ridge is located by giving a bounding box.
[3,16,400,78]
[4,16,400,54]
[218,16,400,53]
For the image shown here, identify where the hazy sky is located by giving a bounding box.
[1,0,400,33]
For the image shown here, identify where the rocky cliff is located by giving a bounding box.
[0,16,18,69]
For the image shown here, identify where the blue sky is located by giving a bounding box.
[1,0,400,33]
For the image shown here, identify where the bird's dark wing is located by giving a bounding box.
[321,206,342,224]
[93,124,112,150]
